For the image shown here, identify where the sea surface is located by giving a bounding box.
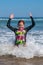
[0,17,43,59]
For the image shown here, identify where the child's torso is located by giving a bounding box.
[15,29,26,44]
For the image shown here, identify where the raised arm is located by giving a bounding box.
[25,13,35,32]
[7,14,17,32]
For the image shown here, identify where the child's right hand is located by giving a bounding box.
[9,14,14,19]
[29,12,32,17]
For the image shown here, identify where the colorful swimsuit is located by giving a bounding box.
[15,29,26,45]
[7,17,35,45]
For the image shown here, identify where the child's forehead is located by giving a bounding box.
[19,21,24,23]
[19,22,25,25]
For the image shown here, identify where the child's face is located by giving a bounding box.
[18,22,24,30]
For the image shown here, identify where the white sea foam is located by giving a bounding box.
[0,30,43,59]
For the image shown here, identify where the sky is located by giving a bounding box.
[0,0,43,17]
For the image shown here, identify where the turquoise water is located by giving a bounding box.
[0,17,43,59]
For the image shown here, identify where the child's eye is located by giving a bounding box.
[19,25,23,26]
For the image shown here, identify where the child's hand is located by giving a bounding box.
[29,12,32,17]
[9,14,14,19]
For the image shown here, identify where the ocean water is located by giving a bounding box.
[0,17,43,59]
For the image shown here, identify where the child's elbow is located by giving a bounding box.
[7,24,9,28]
[32,23,35,28]
[7,24,8,27]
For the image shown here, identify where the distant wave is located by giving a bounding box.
[0,17,43,21]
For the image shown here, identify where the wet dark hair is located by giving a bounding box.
[18,20,25,25]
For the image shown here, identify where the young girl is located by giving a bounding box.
[7,13,35,46]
